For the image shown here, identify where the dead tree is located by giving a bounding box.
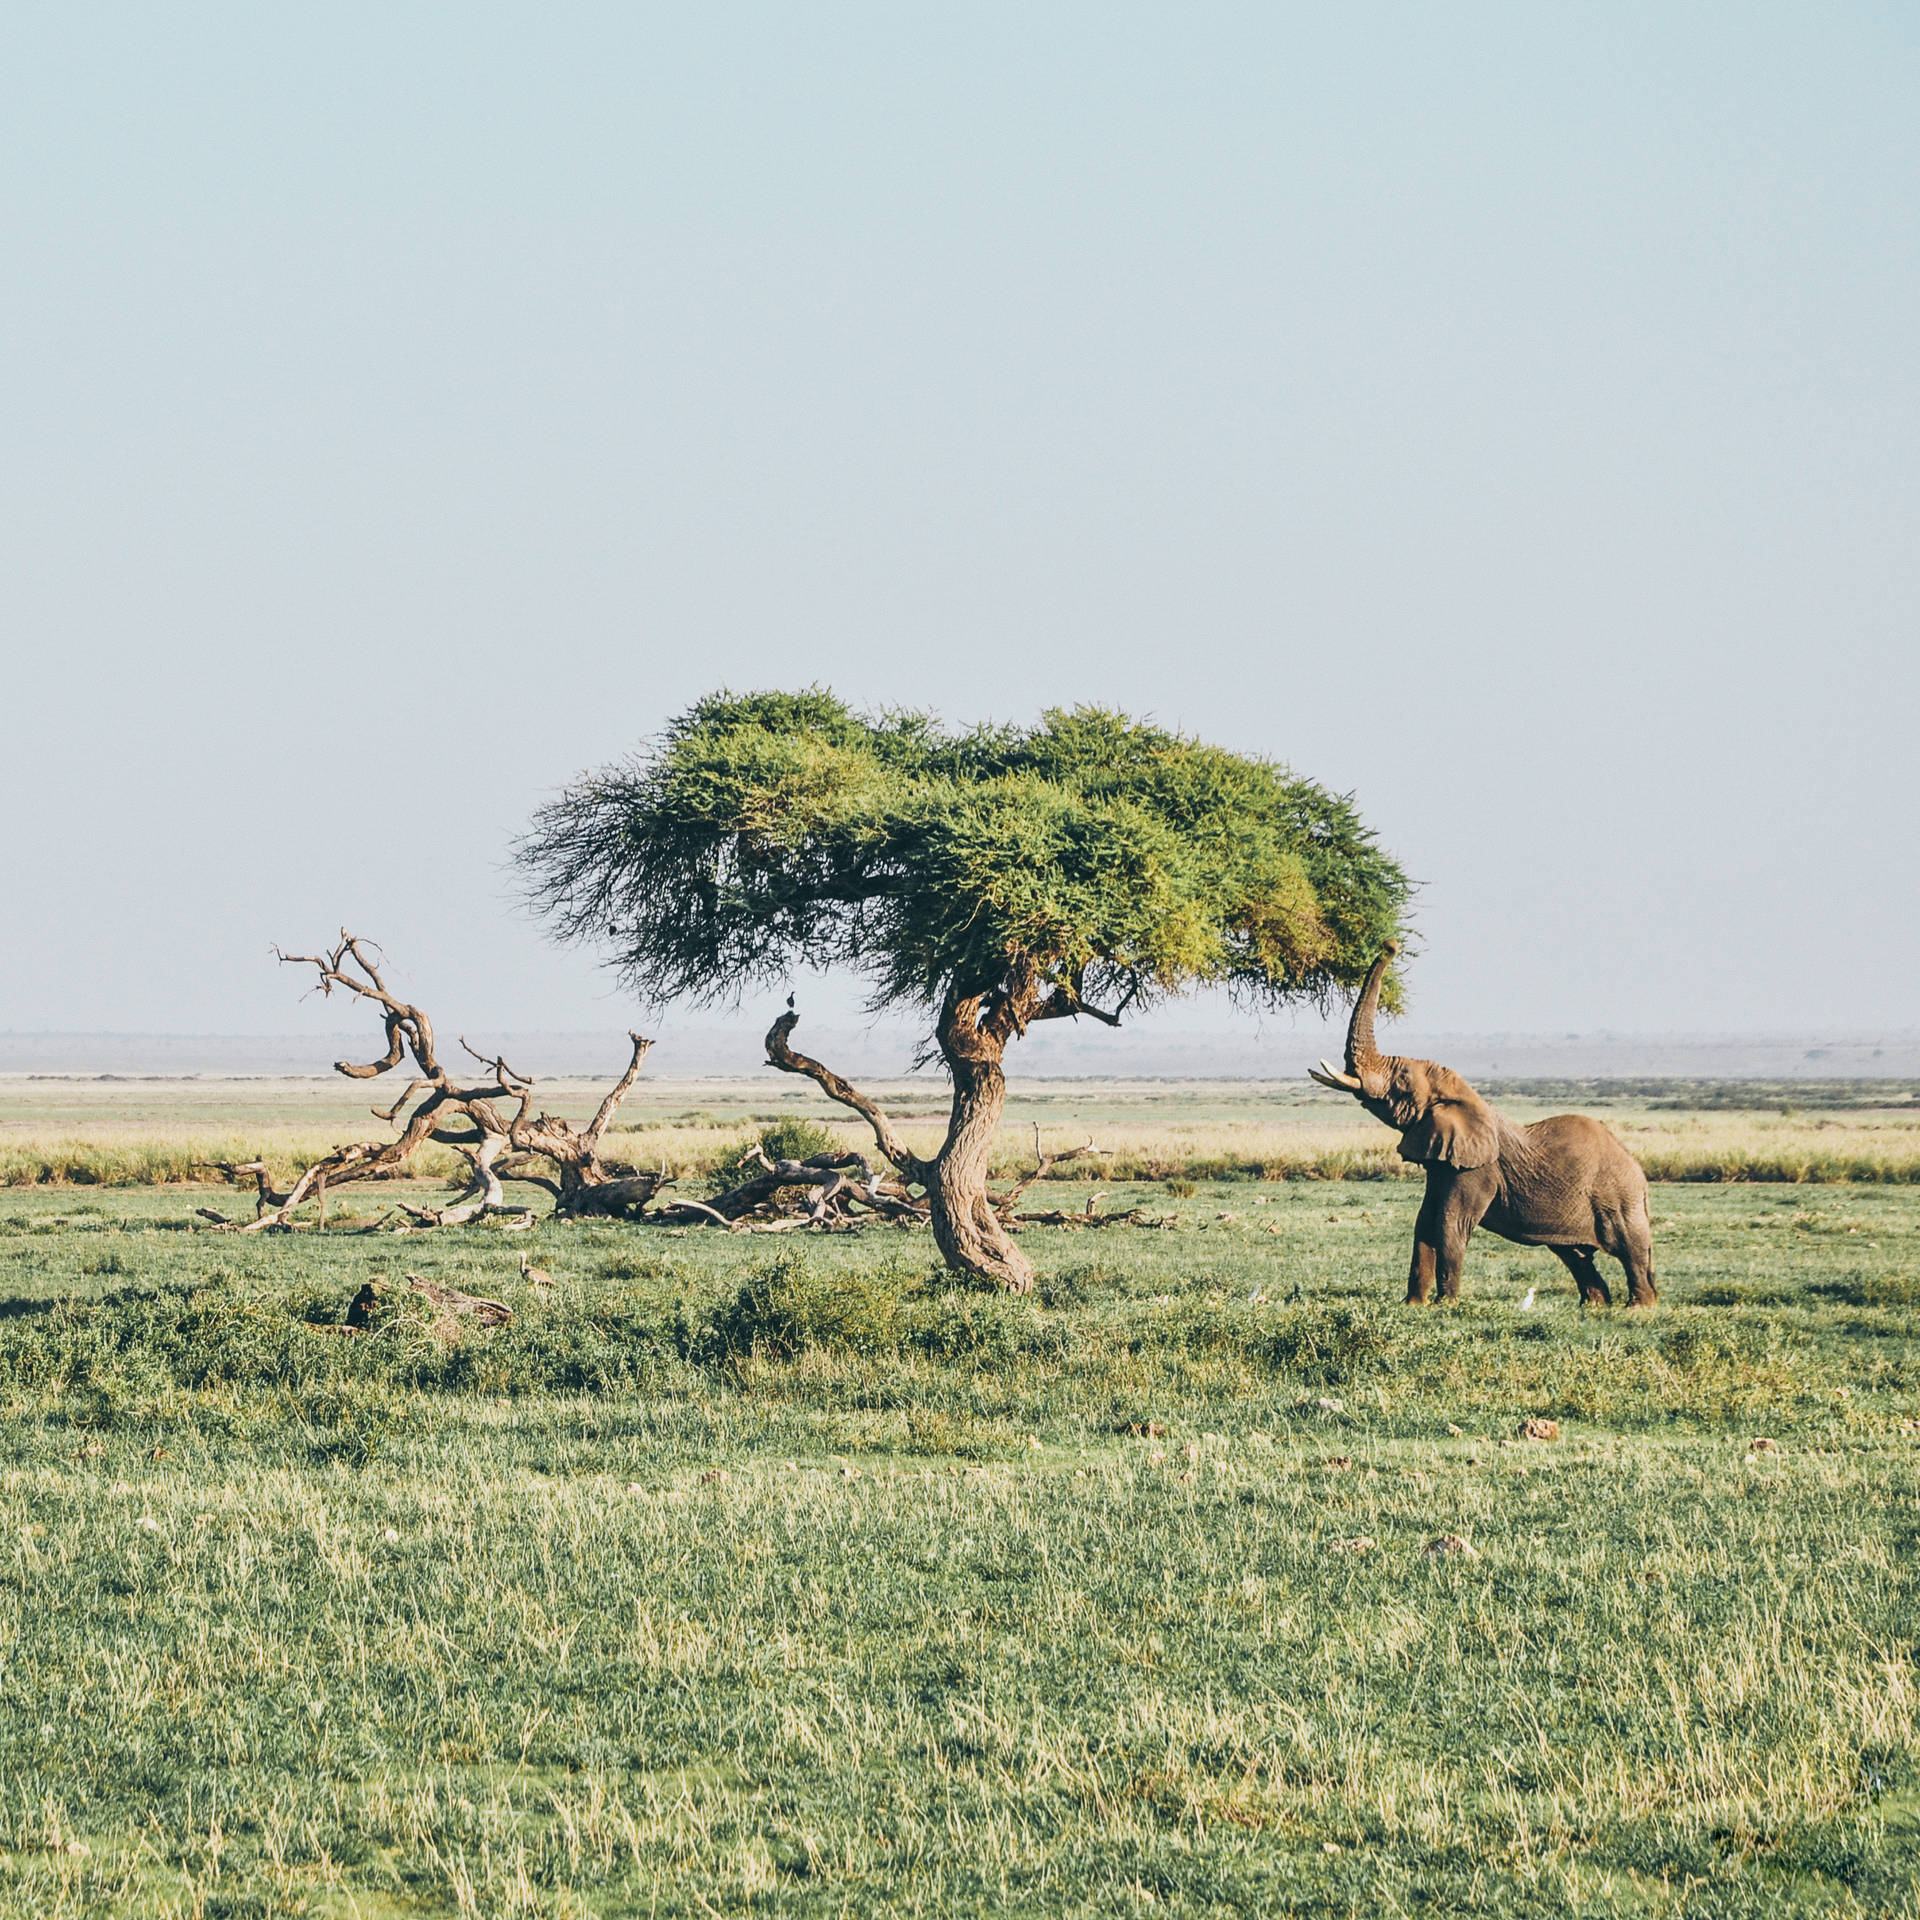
[218,934,663,1231]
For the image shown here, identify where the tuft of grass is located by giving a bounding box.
[696,1250,911,1361]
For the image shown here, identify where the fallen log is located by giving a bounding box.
[344,1273,515,1335]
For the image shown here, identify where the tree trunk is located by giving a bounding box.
[765,972,1128,1293]
[929,1005,1035,1293]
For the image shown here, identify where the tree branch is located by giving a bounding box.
[764,1010,926,1179]
[993,1125,1110,1212]
[1031,988,1124,1027]
[582,1032,653,1148]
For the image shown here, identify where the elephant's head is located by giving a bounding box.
[1307,944,1502,1169]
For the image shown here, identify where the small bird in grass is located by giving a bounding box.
[1518,1287,1537,1312]
[519,1251,554,1293]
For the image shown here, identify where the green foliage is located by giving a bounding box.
[697,1251,909,1362]
[752,1114,837,1166]
[517,690,1411,1019]
[0,1280,687,1403]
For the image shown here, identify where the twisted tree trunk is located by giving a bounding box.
[927,996,1034,1292]
[762,963,1122,1292]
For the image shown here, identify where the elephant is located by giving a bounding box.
[1308,945,1656,1307]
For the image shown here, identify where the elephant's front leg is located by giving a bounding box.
[1409,1168,1490,1303]
[1434,1210,1478,1299]
[1405,1177,1453,1303]
[1405,1236,1438,1304]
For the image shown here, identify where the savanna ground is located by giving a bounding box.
[2,1080,1919,1916]
[8,1074,1920,1190]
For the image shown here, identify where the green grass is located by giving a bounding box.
[0,1184,1917,1915]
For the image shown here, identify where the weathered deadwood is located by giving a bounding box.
[764,1011,926,1180]
[991,1125,1110,1217]
[704,1146,875,1221]
[844,1180,931,1223]
[1010,1199,1160,1229]
[194,1161,293,1219]
[654,1197,738,1229]
[649,1148,859,1226]
[497,1032,666,1217]
[344,1274,514,1332]
[220,935,659,1230]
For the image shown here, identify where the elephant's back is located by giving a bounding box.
[1521,1113,1648,1203]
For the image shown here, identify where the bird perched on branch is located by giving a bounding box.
[519,1251,554,1293]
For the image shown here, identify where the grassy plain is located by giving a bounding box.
[7,1076,1920,1190]
[0,1163,1917,1916]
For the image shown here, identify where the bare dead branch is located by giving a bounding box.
[372,1078,431,1124]
[655,1197,737,1229]
[243,935,664,1230]
[994,1125,1111,1213]
[764,1009,925,1178]
[193,1160,294,1217]
[459,1036,534,1089]
[582,1033,654,1148]
[686,1146,873,1223]
[335,1014,409,1079]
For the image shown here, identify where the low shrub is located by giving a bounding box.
[695,1251,908,1362]
[0,1280,687,1407]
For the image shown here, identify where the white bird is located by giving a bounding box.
[1518,1287,1537,1311]
[519,1251,554,1292]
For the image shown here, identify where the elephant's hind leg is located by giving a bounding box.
[1616,1215,1657,1308]
[1551,1244,1613,1307]
[1594,1199,1657,1307]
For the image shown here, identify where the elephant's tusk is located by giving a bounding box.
[1309,1059,1361,1092]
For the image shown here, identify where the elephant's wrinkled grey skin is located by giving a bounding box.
[1309,946,1656,1307]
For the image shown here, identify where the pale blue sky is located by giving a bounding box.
[3,5,1915,1044]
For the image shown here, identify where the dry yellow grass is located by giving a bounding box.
[5,1074,1919,1189]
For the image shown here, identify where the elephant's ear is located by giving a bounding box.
[1397,1091,1500,1170]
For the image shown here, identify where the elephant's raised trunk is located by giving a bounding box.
[1345,942,1397,1079]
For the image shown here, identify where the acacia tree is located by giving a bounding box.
[517,693,1411,1290]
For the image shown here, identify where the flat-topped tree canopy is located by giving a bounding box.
[518,690,1412,1290]
[518,689,1410,1018]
